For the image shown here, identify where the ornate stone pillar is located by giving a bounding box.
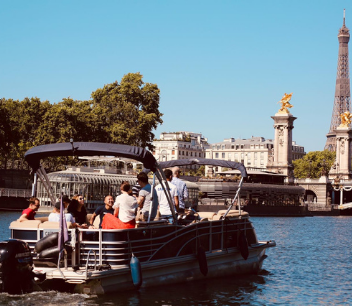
[329,126,352,179]
[267,112,296,180]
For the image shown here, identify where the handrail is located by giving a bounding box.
[85,249,97,279]
[223,177,244,219]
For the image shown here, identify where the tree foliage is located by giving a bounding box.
[292,150,336,179]
[0,73,163,171]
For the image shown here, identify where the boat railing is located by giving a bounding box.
[77,217,255,267]
[9,213,256,270]
[57,248,68,280]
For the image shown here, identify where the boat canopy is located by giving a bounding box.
[25,142,158,172]
[158,158,248,178]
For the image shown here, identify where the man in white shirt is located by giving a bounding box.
[113,182,138,228]
[155,169,179,223]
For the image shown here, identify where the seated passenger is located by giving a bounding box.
[62,195,72,210]
[136,172,158,221]
[68,195,88,226]
[89,195,114,229]
[111,182,138,229]
[48,202,77,226]
[18,197,40,222]
[155,169,179,223]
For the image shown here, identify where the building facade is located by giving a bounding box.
[205,136,305,173]
[152,132,210,162]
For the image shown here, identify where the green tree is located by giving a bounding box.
[196,165,205,176]
[293,150,335,179]
[91,72,163,149]
[0,72,163,170]
[0,99,18,169]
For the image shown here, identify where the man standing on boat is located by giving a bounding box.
[172,167,188,213]
[18,197,40,222]
[155,169,179,223]
[136,172,158,221]
[89,195,114,228]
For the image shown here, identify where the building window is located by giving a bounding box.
[172,150,175,155]
[215,153,219,158]
[222,153,225,158]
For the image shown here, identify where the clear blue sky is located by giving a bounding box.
[1,0,351,152]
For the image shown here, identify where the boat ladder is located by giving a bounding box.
[85,249,98,280]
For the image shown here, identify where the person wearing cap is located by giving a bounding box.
[62,195,71,210]
[132,182,141,198]
[48,201,77,225]
[18,197,40,222]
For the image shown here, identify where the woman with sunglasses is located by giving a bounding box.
[68,195,88,227]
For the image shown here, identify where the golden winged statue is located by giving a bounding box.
[278,93,293,114]
[340,111,352,127]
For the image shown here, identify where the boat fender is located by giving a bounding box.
[130,254,142,289]
[238,231,249,260]
[197,246,208,276]
[35,232,59,253]
[39,246,60,259]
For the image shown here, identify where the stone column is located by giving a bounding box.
[267,112,296,181]
[329,126,352,179]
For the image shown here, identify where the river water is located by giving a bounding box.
[1,212,351,305]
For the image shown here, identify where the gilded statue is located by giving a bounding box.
[278,92,293,114]
[340,111,352,127]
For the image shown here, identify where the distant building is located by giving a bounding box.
[205,136,305,173]
[152,132,210,162]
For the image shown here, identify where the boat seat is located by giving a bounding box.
[9,220,42,229]
[214,210,249,220]
[36,216,48,223]
[93,216,100,228]
[198,212,216,220]
[135,220,169,228]
[39,221,73,229]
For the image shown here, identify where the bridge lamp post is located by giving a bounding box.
[307,160,312,178]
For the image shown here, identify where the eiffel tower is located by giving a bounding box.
[325,10,351,151]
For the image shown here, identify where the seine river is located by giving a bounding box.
[1,212,351,305]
